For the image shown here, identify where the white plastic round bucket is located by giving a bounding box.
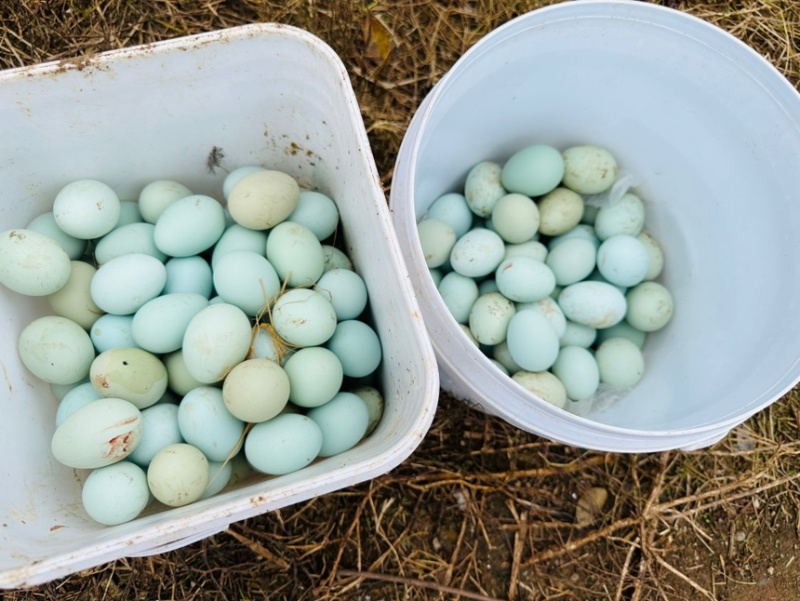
[390,0,800,452]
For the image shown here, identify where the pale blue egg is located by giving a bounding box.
[549,224,600,250]
[450,228,505,278]
[164,256,213,298]
[211,224,268,269]
[245,413,323,474]
[26,211,87,259]
[560,321,597,348]
[202,460,233,499]
[283,347,343,408]
[56,382,101,426]
[50,379,88,401]
[94,222,167,266]
[495,256,556,302]
[504,240,548,262]
[213,250,281,318]
[517,297,567,339]
[178,387,245,463]
[585,269,627,295]
[545,237,597,286]
[307,392,369,457]
[558,281,627,329]
[552,346,600,401]
[128,403,183,467]
[53,179,120,240]
[288,190,340,241]
[266,221,325,288]
[325,320,382,378]
[597,234,649,287]
[131,293,208,354]
[595,321,646,348]
[314,268,368,321]
[501,145,564,197]
[426,192,473,238]
[250,327,294,364]
[506,309,560,371]
[91,314,138,352]
[438,272,479,324]
[479,279,499,295]
[81,461,149,525]
[117,201,143,227]
[0,229,72,296]
[154,194,226,257]
[90,253,166,315]
[582,204,600,225]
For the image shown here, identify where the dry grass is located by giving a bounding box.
[2,0,800,599]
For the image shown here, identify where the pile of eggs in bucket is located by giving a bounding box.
[0,167,384,525]
[417,144,673,410]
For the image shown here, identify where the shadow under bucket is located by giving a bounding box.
[390,0,800,452]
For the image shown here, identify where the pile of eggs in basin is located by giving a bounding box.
[417,144,674,412]
[0,168,384,526]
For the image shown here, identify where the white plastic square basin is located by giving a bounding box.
[0,24,438,588]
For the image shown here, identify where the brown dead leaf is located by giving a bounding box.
[575,487,609,526]
[363,13,394,63]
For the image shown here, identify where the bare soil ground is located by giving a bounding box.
[2,1,800,600]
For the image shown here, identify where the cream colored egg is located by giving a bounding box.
[222,358,290,422]
[537,188,585,236]
[352,385,384,436]
[164,350,205,396]
[595,337,645,387]
[90,347,168,409]
[48,261,104,330]
[147,443,209,507]
[182,303,253,383]
[0,229,72,296]
[227,170,299,230]
[637,232,665,280]
[18,315,95,385]
[511,371,567,409]
[51,398,143,469]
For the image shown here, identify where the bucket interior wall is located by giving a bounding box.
[411,4,800,433]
